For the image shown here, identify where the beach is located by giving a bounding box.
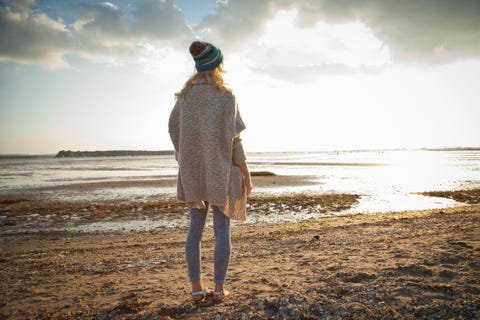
[2,0,480,318]
[1,188,479,319]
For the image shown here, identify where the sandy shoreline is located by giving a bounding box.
[0,189,479,319]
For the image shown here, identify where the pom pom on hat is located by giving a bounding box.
[189,41,223,72]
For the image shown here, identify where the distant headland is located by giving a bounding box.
[55,150,175,158]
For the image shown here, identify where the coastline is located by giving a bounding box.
[0,189,479,319]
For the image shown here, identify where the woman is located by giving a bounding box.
[168,41,252,303]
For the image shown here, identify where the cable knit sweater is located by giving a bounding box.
[168,81,248,221]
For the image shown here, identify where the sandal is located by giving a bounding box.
[213,289,231,303]
[191,288,213,303]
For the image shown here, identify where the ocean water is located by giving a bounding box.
[1,150,480,215]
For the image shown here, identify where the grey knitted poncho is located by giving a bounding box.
[168,81,248,221]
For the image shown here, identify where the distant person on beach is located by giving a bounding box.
[168,41,252,303]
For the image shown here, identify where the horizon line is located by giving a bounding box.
[1,146,480,157]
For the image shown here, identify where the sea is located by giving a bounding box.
[1,149,479,217]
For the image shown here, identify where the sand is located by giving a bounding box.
[0,189,479,319]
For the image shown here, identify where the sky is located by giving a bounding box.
[1,0,480,154]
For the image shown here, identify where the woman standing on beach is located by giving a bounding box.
[168,41,252,303]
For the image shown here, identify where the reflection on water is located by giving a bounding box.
[248,150,480,213]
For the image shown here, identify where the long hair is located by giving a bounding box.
[175,62,232,101]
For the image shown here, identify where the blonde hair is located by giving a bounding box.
[175,63,231,100]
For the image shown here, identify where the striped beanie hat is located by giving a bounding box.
[189,41,223,72]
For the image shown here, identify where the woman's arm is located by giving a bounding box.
[168,100,180,160]
[232,136,252,196]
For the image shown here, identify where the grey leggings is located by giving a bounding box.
[186,205,231,284]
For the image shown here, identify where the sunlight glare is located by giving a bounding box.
[383,150,451,192]
[256,9,390,68]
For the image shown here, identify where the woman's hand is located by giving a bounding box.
[244,175,253,196]
[239,161,252,196]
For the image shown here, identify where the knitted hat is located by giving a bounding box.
[189,41,223,72]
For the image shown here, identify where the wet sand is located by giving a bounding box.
[0,189,479,319]
[0,174,357,234]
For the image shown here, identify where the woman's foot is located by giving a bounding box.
[213,289,231,303]
[191,281,212,302]
[191,288,213,303]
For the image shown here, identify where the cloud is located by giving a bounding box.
[71,0,190,40]
[1,0,34,13]
[132,0,190,39]
[225,9,390,82]
[319,0,480,62]
[0,0,72,67]
[1,0,479,68]
[198,0,274,48]
[200,0,480,63]
[0,0,192,67]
